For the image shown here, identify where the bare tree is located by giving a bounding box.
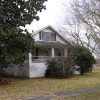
[71,0,100,56]
[58,0,100,57]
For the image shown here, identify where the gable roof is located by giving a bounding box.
[33,25,71,45]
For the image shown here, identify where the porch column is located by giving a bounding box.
[29,53,32,64]
[51,48,55,57]
[64,47,68,57]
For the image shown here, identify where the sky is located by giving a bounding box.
[26,0,71,32]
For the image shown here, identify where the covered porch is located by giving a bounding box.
[28,41,70,78]
[32,41,68,62]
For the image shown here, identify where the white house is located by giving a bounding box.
[5,25,72,78]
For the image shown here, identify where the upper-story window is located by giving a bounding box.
[39,31,56,41]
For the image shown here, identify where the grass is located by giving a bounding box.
[65,90,100,100]
[0,67,100,100]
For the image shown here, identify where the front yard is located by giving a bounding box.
[0,67,100,100]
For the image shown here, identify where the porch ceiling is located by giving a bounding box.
[35,41,67,48]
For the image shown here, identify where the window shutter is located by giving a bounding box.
[39,31,41,40]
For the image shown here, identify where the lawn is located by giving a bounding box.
[0,68,100,100]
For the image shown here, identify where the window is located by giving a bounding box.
[39,32,56,41]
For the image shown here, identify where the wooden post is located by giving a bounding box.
[51,48,55,57]
[29,53,32,64]
[64,47,67,57]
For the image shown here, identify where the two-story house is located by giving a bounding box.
[5,25,72,78]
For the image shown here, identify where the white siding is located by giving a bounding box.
[56,35,66,44]
[34,28,55,41]
[41,28,67,44]
[34,32,39,41]
[29,63,47,78]
[28,53,47,78]
[34,28,67,44]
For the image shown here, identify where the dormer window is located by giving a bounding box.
[39,31,56,41]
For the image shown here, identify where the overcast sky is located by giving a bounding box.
[26,0,71,32]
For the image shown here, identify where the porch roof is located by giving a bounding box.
[35,41,67,48]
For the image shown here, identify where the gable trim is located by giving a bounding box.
[33,25,71,45]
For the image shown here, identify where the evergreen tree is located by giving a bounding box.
[0,0,47,74]
[72,45,96,75]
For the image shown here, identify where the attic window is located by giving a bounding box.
[39,32,56,41]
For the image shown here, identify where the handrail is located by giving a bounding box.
[32,56,66,62]
[32,56,65,57]
[32,56,65,59]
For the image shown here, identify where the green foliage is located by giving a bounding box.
[0,0,47,29]
[0,0,47,74]
[45,59,73,78]
[72,45,96,75]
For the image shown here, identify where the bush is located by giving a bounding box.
[72,45,96,75]
[45,59,73,78]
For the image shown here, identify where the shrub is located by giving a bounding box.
[45,58,73,78]
[72,45,96,75]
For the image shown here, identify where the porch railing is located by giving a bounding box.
[32,56,66,63]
